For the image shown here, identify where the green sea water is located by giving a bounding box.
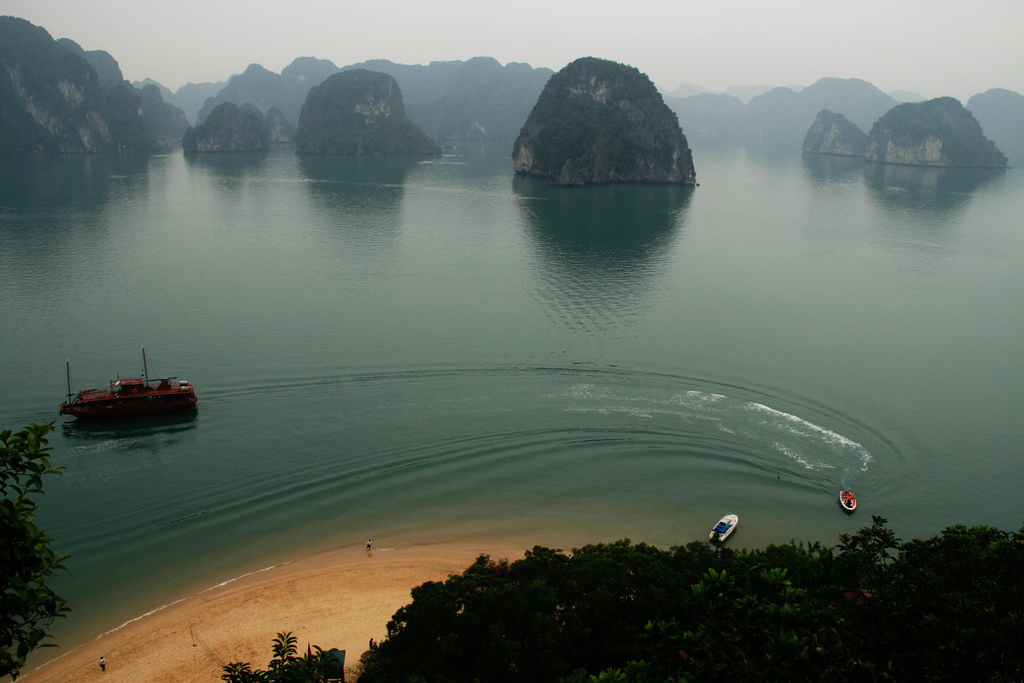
[1,144,1022,661]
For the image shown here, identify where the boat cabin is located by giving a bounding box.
[111,378,147,394]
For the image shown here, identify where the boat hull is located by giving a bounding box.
[839,491,857,513]
[60,382,197,419]
[61,351,197,420]
[59,398,197,419]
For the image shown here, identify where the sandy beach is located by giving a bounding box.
[20,542,526,683]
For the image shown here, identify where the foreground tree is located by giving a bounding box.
[1,422,69,680]
[358,520,1024,682]
[222,631,340,683]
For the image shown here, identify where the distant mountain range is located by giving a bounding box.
[134,78,227,127]
[661,77,1021,164]
[340,58,554,143]
[662,78,898,150]
[194,58,340,129]
[666,82,925,106]
[967,89,1024,166]
[3,14,1022,163]
[151,56,554,144]
[154,67,951,153]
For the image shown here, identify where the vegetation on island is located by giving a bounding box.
[183,102,270,153]
[196,59,340,131]
[295,70,440,156]
[663,77,899,151]
[349,518,1023,682]
[1,423,69,681]
[513,57,695,185]
[866,97,1008,168]
[265,107,296,144]
[139,84,190,142]
[802,109,867,157]
[2,426,1023,683]
[0,17,158,153]
[968,88,1024,166]
[214,516,1024,682]
[183,56,551,143]
[343,57,554,142]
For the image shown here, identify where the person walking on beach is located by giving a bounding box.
[100,656,106,672]
[366,539,372,551]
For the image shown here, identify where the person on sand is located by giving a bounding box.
[366,539,372,551]
[100,656,106,672]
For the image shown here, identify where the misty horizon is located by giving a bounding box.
[142,65,944,107]
[5,0,1021,104]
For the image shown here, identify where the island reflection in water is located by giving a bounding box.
[298,154,420,259]
[863,161,1006,214]
[801,153,865,185]
[60,410,199,444]
[0,152,151,210]
[513,174,692,332]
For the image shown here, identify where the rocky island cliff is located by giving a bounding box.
[182,102,269,152]
[344,57,554,142]
[802,109,867,157]
[264,107,295,143]
[967,88,1024,167]
[512,57,695,186]
[865,97,1007,167]
[139,83,189,142]
[0,17,157,153]
[295,70,440,155]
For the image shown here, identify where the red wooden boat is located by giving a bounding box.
[59,350,197,419]
[839,490,857,513]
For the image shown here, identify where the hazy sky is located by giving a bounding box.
[7,0,1022,101]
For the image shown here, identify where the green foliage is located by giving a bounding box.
[0,16,157,153]
[183,102,269,152]
[103,83,161,151]
[221,661,255,683]
[345,56,553,142]
[1,422,69,681]
[515,57,693,183]
[295,70,440,155]
[221,632,337,683]
[868,97,1008,167]
[359,520,1024,682]
[139,84,189,142]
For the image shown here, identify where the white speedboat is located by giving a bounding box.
[709,514,738,542]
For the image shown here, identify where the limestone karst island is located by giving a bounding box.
[803,97,1008,168]
[513,57,697,186]
[295,69,440,155]
[802,110,868,157]
[183,102,270,152]
[865,97,1008,167]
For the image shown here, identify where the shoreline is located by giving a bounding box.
[20,541,529,683]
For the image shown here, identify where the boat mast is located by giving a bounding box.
[143,348,149,384]
[66,359,72,402]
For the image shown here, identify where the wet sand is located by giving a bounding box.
[20,542,525,683]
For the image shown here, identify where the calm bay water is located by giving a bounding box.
[1,144,1022,658]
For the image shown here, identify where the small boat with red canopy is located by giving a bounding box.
[59,350,197,419]
[839,491,857,513]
